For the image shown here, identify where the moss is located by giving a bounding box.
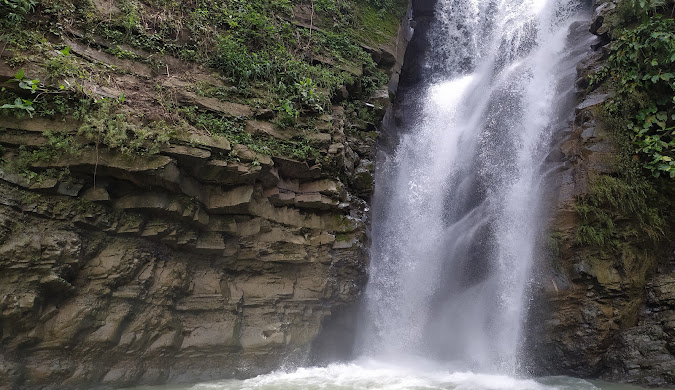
[334,233,352,242]
[573,96,673,255]
[353,0,408,45]
[18,190,41,206]
[547,231,564,258]
[575,175,665,247]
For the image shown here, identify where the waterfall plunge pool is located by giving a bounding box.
[124,360,649,390]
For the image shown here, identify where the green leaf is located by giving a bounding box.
[60,46,71,56]
[14,69,24,80]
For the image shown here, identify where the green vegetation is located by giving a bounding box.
[0,0,37,25]
[591,3,675,178]
[575,174,665,248]
[4,131,75,182]
[78,0,400,107]
[0,70,40,117]
[575,0,674,256]
[0,0,405,166]
[179,107,320,160]
[78,98,173,155]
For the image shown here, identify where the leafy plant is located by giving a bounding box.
[5,130,78,181]
[593,17,675,178]
[277,98,299,126]
[78,98,172,155]
[0,70,41,117]
[617,0,670,22]
[180,107,319,160]
[2,69,40,93]
[295,77,325,111]
[46,45,89,81]
[0,98,35,116]
[1,0,37,25]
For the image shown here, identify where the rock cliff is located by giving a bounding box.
[0,0,411,388]
[526,1,675,386]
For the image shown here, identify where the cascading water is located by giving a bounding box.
[359,0,586,373]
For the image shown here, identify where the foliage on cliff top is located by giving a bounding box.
[0,0,406,165]
[592,1,675,179]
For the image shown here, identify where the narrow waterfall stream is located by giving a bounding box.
[126,0,649,389]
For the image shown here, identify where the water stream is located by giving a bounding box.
[358,0,588,373]
[126,0,633,388]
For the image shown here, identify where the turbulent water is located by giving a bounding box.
[124,0,613,389]
[127,362,647,390]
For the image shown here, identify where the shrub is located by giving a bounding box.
[594,17,675,178]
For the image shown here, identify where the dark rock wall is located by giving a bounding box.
[526,1,675,386]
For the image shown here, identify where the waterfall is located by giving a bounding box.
[123,0,613,388]
[358,0,588,373]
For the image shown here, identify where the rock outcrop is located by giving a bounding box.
[526,2,675,386]
[0,1,414,388]
[0,117,371,388]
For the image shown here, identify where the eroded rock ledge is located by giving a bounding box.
[0,118,369,389]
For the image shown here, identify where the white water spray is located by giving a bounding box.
[359,0,586,373]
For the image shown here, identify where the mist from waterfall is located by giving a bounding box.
[357,0,588,373]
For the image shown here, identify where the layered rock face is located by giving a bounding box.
[0,115,371,389]
[526,2,675,386]
[0,6,413,389]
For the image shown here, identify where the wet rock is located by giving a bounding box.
[194,160,262,185]
[255,108,275,120]
[590,1,617,36]
[299,179,346,200]
[175,91,254,118]
[333,85,349,103]
[0,169,58,190]
[245,120,293,140]
[160,144,211,164]
[351,160,375,196]
[294,193,340,211]
[82,187,110,202]
[525,14,675,386]
[56,181,83,197]
[178,133,231,154]
[306,132,332,147]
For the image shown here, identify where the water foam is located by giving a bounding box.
[177,362,593,390]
